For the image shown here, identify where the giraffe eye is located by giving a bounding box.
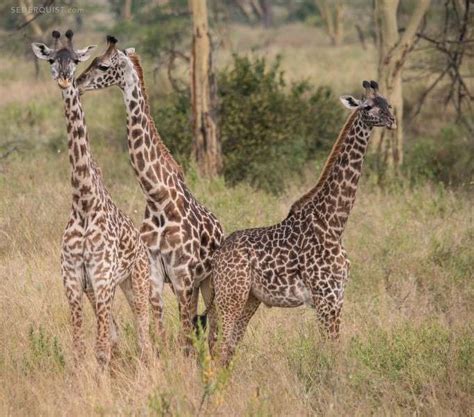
[48,59,54,64]
[363,105,373,111]
[97,64,109,71]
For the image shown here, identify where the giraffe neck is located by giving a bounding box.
[62,82,100,212]
[121,55,184,207]
[291,111,372,238]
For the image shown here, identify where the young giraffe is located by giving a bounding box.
[208,81,396,366]
[77,36,224,349]
[32,31,157,369]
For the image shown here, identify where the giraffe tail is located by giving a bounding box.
[192,278,215,334]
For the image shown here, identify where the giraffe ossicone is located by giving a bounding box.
[32,30,161,369]
[207,80,396,366]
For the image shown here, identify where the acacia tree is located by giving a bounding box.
[372,0,431,176]
[190,0,222,177]
[315,0,345,46]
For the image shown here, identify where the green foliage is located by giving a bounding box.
[22,325,65,374]
[404,124,474,187]
[286,0,319,22]
[152,91,193,170]
[153,55,342,193]
[110,0,190,57]
[192,325,232,412]
[148,391,173,417]
[221,55,341,192]
[286,327,336,394]
[349,322,474,396]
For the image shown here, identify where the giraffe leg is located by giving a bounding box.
[84,285,120,358]
[62,264,86,365]
[207,303,218,357]
[214,271,252,367]
[149,256,166,346]
[232,294,260,348]
[312,278,344,340]
[167,266,196,354]
[125,251,153,363]
[92,277,115,371]
[176,286,195,355]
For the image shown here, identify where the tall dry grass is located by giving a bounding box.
[0,20,472,417]
[0,151,472,417]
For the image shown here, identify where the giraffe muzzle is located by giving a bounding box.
[57,78,71,89]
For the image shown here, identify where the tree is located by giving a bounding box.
[412,0,472,135]
[315,0,345,46]
[122,0,133,20]
[372,0,431,176]
[190,0,222,177]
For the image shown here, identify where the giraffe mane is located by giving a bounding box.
[289,110,359,215]
[127,52,185,179]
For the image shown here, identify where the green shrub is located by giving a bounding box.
[153,91,193,170]
[153,55,342,193]
[404,124,474,187]
[219,55,341,193]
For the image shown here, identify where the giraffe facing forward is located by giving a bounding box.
[32,31,159,369]
[208,81,396,366]
[77,36,224,350]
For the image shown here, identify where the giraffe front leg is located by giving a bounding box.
[176,286,196,355]
[62,262,86,365]
[311,278,344,340]
[92,276,116,371]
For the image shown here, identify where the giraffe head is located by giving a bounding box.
[339,81,396,130]
[76,35,135,92]
[31,30,96,89]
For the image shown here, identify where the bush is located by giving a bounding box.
[153,91,193,170]
[404,124,474,187]
[153,55,342,193]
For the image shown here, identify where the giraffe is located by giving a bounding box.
[31,30,158,369]
[207,81,396,366]
[76,36,224,350]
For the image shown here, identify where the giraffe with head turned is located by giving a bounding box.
[207,81,396,366]
[77,36,224,350]
[31,30,160,369]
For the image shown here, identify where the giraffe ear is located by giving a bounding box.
[75,45,97,62]
[31,43,54,60]
[340,95,361,109]
[124,48,135,55]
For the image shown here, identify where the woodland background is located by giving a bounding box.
[0,1,472,416]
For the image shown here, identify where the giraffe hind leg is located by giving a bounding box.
[120,252,153,363]
[148,256,166,348]
[214,269,252,367]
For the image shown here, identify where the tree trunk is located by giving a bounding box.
[315,0,344,46]
[190,0,222,177]
[122,0,132,20]
[259,0,273,28]
[372,0,431,177]
[19,0,43,37]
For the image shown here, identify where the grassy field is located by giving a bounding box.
[0,20,473,417]
[0,150,473,416]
